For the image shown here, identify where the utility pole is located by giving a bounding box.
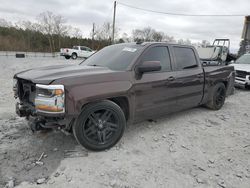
[112,1,116,44]
[238,15,250,56]
[92,23,95,49]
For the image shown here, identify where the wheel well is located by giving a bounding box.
[72,52,77,56]
[108,97,129,121]
[215,81,227,88]
[80,97,130,121]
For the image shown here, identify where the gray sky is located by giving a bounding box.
[0,0,249,52]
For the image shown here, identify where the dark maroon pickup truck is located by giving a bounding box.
[13,42,235,150]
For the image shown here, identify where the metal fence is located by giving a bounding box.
[0,51,60,58]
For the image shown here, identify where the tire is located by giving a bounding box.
[65,56,70,59]
[206,83,226,110]
[73,100,126,151]
[71,53,77,60]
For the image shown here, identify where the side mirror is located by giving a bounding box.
[137,61,161,74]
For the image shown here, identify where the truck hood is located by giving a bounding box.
[14,64,113,84]
[231,63,250,72]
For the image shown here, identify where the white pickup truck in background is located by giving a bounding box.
[231,53,250,89]
[60,46,95,60]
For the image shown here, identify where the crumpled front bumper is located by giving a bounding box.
[15,102,35,117]
[16,101,73,131]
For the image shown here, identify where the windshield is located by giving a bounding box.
[236,54,250,64]
[81,43,143,71]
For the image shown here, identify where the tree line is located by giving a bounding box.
[0,11,210,52]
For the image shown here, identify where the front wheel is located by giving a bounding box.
[73,100,126,151]
[206,83,226,110]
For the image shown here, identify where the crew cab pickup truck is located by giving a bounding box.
[60,46,95,59]
[14,42,235,151]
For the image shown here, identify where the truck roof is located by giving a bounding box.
[120,42,194,48]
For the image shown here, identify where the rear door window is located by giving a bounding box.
[173,47,198,70]
[142,46,172,72]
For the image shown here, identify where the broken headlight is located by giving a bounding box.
[35,84,65,113]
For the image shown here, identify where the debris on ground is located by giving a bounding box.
[4,178,14,188]
[36,178,46,184]
[64,150,88,158]
[35,161,44,166]
[217,180,226,188]
[196,177,205,184]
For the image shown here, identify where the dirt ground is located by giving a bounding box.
[0,56,250,188]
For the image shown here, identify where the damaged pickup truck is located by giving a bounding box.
[13,42,235,151]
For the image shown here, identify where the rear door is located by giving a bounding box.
[171,46,204,110]
[132,45,178,122]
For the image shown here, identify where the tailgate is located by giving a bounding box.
[60,48,69,53]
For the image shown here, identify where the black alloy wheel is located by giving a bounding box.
[206,83,226,110]
[73,100,126,151]
[215,86,226,107]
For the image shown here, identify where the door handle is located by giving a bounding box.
[166,76,175,81]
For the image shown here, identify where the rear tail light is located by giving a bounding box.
[66,49,69,52]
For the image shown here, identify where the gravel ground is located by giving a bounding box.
[0,56,250,188]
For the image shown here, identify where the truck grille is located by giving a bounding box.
[17,79,36,103]
[236,70,248,79]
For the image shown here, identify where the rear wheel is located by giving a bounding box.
[73,100,126,151]
[65,56,70,59]
[206,83,226,110]
[71,53,77,60]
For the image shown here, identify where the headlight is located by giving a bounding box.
[35,84,65,113]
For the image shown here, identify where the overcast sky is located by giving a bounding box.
[0,0,249,52]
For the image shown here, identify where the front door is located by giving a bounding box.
[132,45,178,122]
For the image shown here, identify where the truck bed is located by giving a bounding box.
[202,65,235,103]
